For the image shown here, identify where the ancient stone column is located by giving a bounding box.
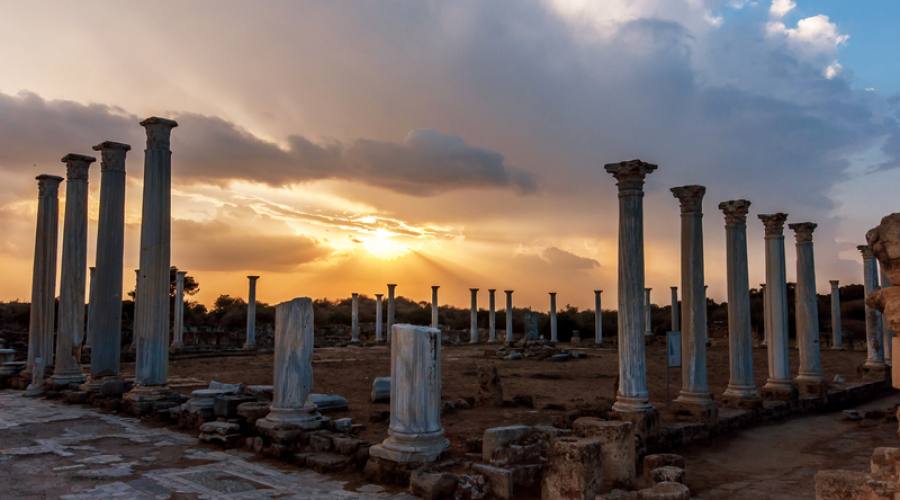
[257,298,322,431]
[351,292,360,344]
[549,292,558,343]
[604,159,657,413]
[172,271,186,350]
[244,276,259,349]
[759,213,795,398]
[790,223,825,394]
[859,245,885,369]
[760,283,768,346]
[26,174,63,374]
[86,266,96,348]
[488,289,497,343]
[387,283,397,343]
[375,293,384,343]
[52,153,96,385]
[86,142,130,384]
[880,264,893,365]
[505,290,514,344]
[469,288,479,344]
[829,280,843,349]
[671,186,714,417]
[431,285,439,329]
[719,200,758,404]
[131,268,140,350]
[370,324,448,464]
[132,117,178,390]
[594,289,603,344]
[670,287,680,332]
[644,288,653,336]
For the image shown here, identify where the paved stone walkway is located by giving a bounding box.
[0,391,405,499]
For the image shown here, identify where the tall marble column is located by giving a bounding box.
[719,200,758,403]
[760,283,768,346]
[87,142,130,383]
[604,159,657,413]
[549,292,558,343]
[671,186,714,416]
[26,174,63,375]
[375,293,385,343]
[644,288,653,336]
[829,280,843,349]
[670,287,680,332]
[469,288,479,344]
[257,298,322,431]
[859,245,885,369]
[350,292,360,344]
[370,324,448,464]
[505,290,514,344]
[132,117,178,390]
[52,153,96,385]
[880,264,893,365]
[488,289,497,343]
[387,283,397,343]
[759,213,795,398]
[172,271,186,350]
[86,266,96,348]
[594,289,603,344]
[790,222,824,394]
[431,285,439,329]
[244,276,259,349]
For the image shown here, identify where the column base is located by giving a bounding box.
[50,371,85,387]
[124,385,181,416]
[258,405,323,431]
[369,429,449,464]
[722,384,761,409]
[761,379,798,401]
[862,362,887,379]
[79,376,125,395]
[610,405,659,440]
[24,382,45,397]
[672,392,718,423]
[796,377,828,399]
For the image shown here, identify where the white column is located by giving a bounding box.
[759,213,794,396]
[351,292,360,344]
[370,324,448,464]
[829,280,843,349]
[133,117,178,388]
[172,271,186,349]
[605,159,657,413]
[719,200,758,401]
[488,289,497,343]
[594,289,603,344]
[760,284,768,346]
[549,292,558,343]
[244,276,259,349]
[644,288,653,336]
[880,264,893,365]
[375,293,384,343]
[469,288,479,344]
[431,285,439,329]
[790,222,824,389]
[387,283,397,343]
[859,245,885,368]
[670,286,680,332]
[258,298,322,429]
[505,290,514,344]
[672,185,713,411]
[52,153,95,385]
[131,268,140,350]
[26,174,63,375]
[86,266,96,348]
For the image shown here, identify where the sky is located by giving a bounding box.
[0,0,898,310]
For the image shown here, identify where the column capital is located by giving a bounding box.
[645,287,652,292]
[93,141,131,172]
[829,280,840,287]
[760,283,766,289]
[857,244,874,259]
[719,199,751,225]
[470,288,479,293]
[671,185,706,214]
[595,289,603,294]
[604,159,658,193]
[431,285,440,290]
[61,153,96,180]
[36,174,64,196]
[247,275,260,281]
[351,292,359,297]
[758,213,788,236]
[375,293,384,298]
[788,222,817,243]
[670,286,678,291]
[488,288,496,293]
[140,116,178,149]
[549,291,557,296]
[504,289,514,294]
[387,283,397,288]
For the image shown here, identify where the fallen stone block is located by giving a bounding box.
[214,394,256,418]
[541,436,604,500]
[302,452,353,473]
[199,421,241,436]
[650,466,684,484]
[308,431,334,452]
[573,417,636,489]
[642,453,685,481]
[410,469,458,500]
[208,380,244,394]
[309,393,349,412]
[333,436,367,455]
[371,376,390,403]
[236,401,269,426]
[482,425,532,463]
[637,481,690,499]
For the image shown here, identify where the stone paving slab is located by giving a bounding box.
[0,391,407,499]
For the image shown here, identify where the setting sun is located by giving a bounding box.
[361,228,410,260]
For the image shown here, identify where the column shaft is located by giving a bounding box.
[760,213,793,394]
[505,290,514,344]
[26,175,63,374]
[791,223,823,386]
[880,264,893,364]
[431,286,439,329]
[469,288,479,344]
[86,266,96,348]
[549,292,558,343]
[488,289,497,343]
[594,290,603,344]
[387,284,397,343]
[172,271,186,349]
[245,276,259,349]
[375,294,384,343]
[351,293,360,343]
[859,246,884,368]
[829,281,842,349]
[670,287,680,331]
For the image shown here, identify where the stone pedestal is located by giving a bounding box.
[594,290,603,344]
[791,222,824,393]
[123,385,181,416]
[244,275,259,349]
[605,159,657,413]
[549,292,558,343]
[27,175,63,375]
[488,289,497,343]
[759,213,795,397]
[172,271,186,349]
[369,324,448,464]
[431,285,439,329]
[52,153,96,386]
[469,288,479,344]
[256,298,322,437]
[719,200,759,405]
[375,293,385,343]
[830,280,843,349]
[350,292,360,344]
[859,245,885,369]
[504,290,514,344]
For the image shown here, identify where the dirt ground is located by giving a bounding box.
[114,340,874,458]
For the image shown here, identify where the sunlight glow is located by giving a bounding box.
[361,228,411,260]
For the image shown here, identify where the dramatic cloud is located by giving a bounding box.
[768,0,795,18]
[542,247,600,270]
